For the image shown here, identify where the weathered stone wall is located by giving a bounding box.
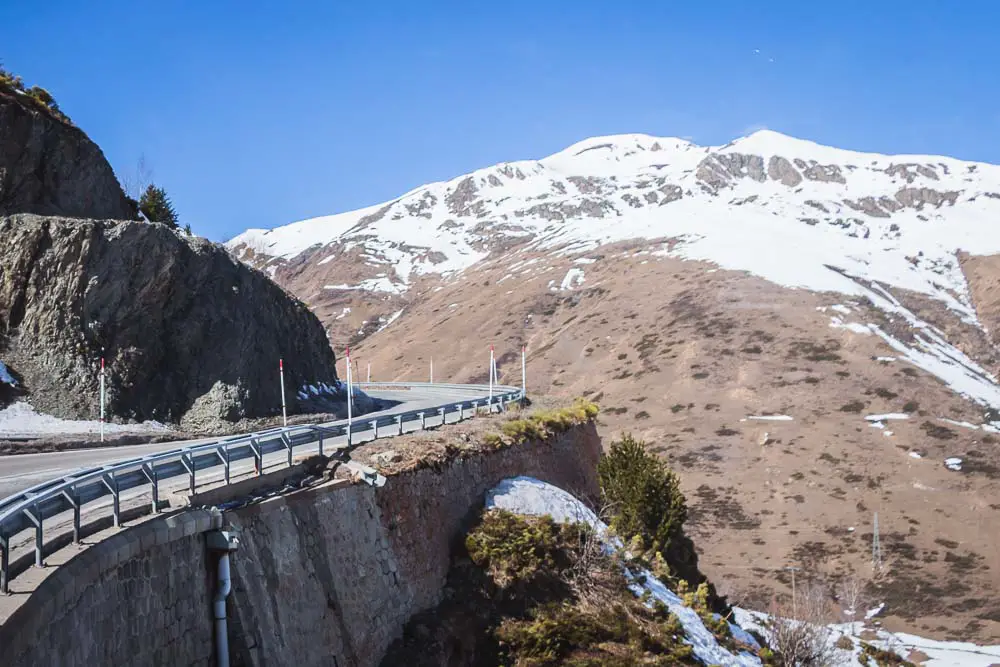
[0,421,600,667]
[226,421,601,667]
[0,509,223,667]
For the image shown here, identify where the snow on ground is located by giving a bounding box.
[486,476,762,666]
[0,361,16,387]
[559,267,585,290]
[909,451,923,459]
[946,457,964,471]
[745,415,793,421]
[0,402,172,437]
[229,131,1000,335]
[734,608,1000,667]
[865,413,909,421]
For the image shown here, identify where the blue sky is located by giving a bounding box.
[3,1,998,241]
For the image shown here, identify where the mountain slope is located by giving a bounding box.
[229,131,1000,641]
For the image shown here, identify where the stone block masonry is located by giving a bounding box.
[226,421,600,667]
[0,421,600,667]
[0,509,224,666]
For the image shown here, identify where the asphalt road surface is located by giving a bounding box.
[0,385,493,499]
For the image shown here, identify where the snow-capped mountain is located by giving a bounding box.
[228,132,1000,640]
[228,129,1000,321]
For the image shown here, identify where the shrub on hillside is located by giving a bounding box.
[598,434,729,614]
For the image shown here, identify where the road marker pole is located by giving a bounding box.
[279,358,288,427]
[430,357,434,383]
[367,362,371,383]
[99,357,106,442]
[521,345,527,402]
[346,347,353,446]
[489,345,495,410]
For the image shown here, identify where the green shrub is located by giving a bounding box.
[497,399,598,445]
[465,510,564,590]
[598,434,687,554]
[858,641,916,666]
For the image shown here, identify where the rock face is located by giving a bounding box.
[0,214,339,428]
[0,91,134,220]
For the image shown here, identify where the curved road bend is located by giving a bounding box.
[0,385,488,499]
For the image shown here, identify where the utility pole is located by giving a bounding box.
[785,565,801,620]
[872,512,882,573]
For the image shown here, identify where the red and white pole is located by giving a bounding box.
[521,344,527,402]
[99,357,106,442]
[279,358,287,427]
[489,344,495,407]
[346,347,353,444]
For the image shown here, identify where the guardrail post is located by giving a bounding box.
[251,438,262,476]
[23,505,43,567]
[419,411,426,430]
[62,489,81,541]
[102,473,121,528]
[472,400,479,416]
[282,433,293,468]
[371,420,378,439]
[141,464,159,514]
[0,534,8,593]
[318,431,324,457]
[396,415,403,435]
[181,453,195,494]
[439,406,446,425]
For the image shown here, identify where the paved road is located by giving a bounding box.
[0,385,486,499]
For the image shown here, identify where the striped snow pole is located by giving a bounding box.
[99,357,106,442]
[346,347,353,445]
[279,358,287,427]
[521,345,527,402]
[489,344,495,408]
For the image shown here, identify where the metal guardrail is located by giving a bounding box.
[0,382,523,592]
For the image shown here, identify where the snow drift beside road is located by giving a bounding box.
[0,401,172,437]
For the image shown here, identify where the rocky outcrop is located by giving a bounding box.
[0,91,134,220]
[0,214,339,428]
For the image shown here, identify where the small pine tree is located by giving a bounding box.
[139,184,179,229]
[183,223,192,236]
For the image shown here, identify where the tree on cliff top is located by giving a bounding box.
[139,184,179,228]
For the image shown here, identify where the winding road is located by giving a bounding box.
[0,383,498,499]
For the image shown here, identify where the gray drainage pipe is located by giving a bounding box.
[207,530,240,667]
[214,552,233,667]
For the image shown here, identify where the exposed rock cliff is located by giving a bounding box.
[0,89,133,220]
[0,214,339,428]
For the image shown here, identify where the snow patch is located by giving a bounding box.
[559,267,585,290]
[0,361,16,387]
[0,402,172,437]
[865,413,909,421]
[746,415,793,421]
[945,457,964,471]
